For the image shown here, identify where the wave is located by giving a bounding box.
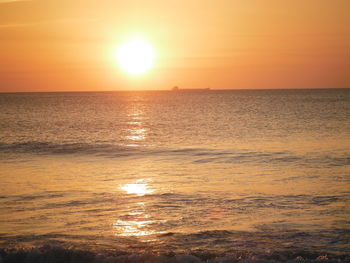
[0,141,349,168]
[0,141,137,156]
[3,190,349,216]
[0,246,349,263]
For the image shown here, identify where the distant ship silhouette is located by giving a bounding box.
[171,86,210,91]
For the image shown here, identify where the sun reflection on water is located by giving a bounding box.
[120,183,154,196]
[125,108,148,146]
[114,182,164,237]
[126,128,146,141]
[113,218,158,237]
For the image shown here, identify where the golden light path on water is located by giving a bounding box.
[125,107,148,146]
[126,128,146,142]
[120,182,154,196]
[114,183,162,237]
[112,106,159,238]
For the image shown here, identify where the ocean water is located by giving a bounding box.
[0,89,349,262]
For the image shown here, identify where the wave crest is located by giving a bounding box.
[1,141,349,168]
[0,246,349,263]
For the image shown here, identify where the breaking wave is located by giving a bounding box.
[0,246,349,263]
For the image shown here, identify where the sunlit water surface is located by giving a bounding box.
[0,89,349,261]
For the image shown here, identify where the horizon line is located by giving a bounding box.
[0,87,349,94]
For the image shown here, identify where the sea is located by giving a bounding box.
[0,89,349,262]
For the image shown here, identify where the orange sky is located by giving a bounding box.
[1,0,349,92]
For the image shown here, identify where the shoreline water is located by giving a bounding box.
[1,246,349,263]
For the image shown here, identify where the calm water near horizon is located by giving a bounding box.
[0,89,349,262]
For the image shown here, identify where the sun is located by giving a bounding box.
[116,37,155,76]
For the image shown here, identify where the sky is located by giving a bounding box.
[0,0,350,92]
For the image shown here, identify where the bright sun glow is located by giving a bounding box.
[116,37,155,75]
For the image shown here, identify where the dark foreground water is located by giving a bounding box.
[0,89,349,262]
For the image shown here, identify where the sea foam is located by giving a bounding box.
[1,246,349,263]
